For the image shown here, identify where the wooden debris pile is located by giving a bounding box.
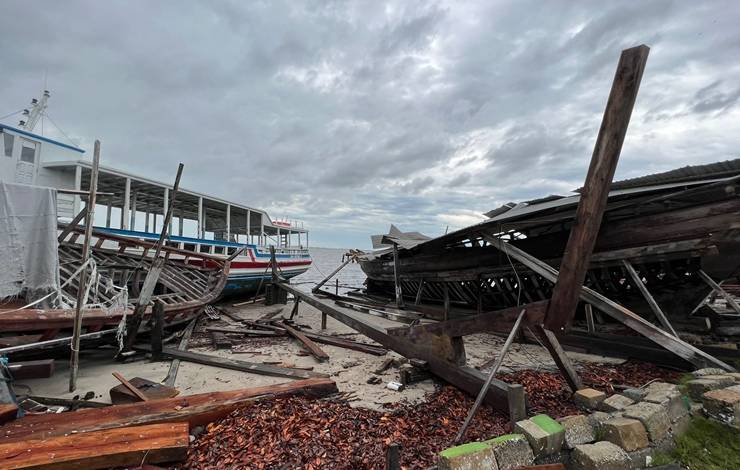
[184,386,509,470]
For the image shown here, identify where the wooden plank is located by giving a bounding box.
[205,327,283,337]
[0,422,189,469]
[300,331,388,356]
[585,304,595,334]
[0,405,17,426]
[622,260,678,336]
[140,346,329,380]
[483,235,735,371]
[151,301,165,360]
[112,372,150,402]
[0,378,338,444]
[209,331,232,349]
[312,258,351,293]
[697,269,740,315]
[392,243,405,308]
[110,377,178,405]
[6,359,54,380]
[280,322,330,362]
[534,325,583,392]
[545,45,650,332]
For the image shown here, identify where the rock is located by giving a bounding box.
[602,417,649,452]
[702,387,740,427]
[671,414,691,436]
[627,447,654,470]
[486,434,534,470]
[622,388,647,403]
[558,415,595,449]
[514,414,564,457]
[623,402,670,442]
[534,450,570,467]
[644,382,678,394]
[692,368,726,377]
[571,441,631,470]
[575,388,607,410]
[701,375,736,386]
[438,441,498,470]
[644,390,687,422]
[687,378,727,400]
[600,394,635,412]
[588,411,613,431]
[653,435,677,454]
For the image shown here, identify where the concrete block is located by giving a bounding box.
[514,414,564,457]
[702,387,740,427]
[558,414,595,449]
[574,388,606,410]
[534,450,570,467]
[622,388,647,403]
[687,378,727,400]
[588,411,613,431]
[626,447,654,470]
[623,402,670,442]
[644,389,687,422]
[486,434,534,470]
[692,367,726,377]
[600,394,635,412]
[602,417,649,452]
[644,382,678,394]
[571,441,631,470]
[438,441,498,470]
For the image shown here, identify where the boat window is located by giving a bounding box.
[214,246,225,255]
[3,133,13,157]
[183,243,196,251]
[199,244,211,253]
[20,141,36,163]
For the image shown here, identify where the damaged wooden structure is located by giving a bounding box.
[283,45,736,422]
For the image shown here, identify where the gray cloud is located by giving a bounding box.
[1,0,739,248]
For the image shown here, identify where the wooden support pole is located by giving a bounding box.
[392,243,405,308]
[312,258,351,293]
[415,279,424,306]
[585,304,595,334]
[534,325,583,392]
[385,443,401,470]
[622,260,678,336]
[697,270,740,315]
[290,297,300,320]
[163,316,198,387]
[69,140,100,392]
[454,309,526,444]
[545,44,650,332]
[443,284,450,321]
[151,300,165,361]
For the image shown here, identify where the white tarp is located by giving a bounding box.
[0,182,59,299]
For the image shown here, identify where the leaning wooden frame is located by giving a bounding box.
[277,45,735,423]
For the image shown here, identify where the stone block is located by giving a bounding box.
[600,394,635,412]
[623,402,670,442]
[574,388,607,410]
[692,367,726,377]
[687,378,727,400]
[644,390,687,422]
[438,441,498,470]
[602,417,649,452]
[653,434,677,454]
[571,441,631,470]
[534,450,570,467]
[702,387,740,427]
[627,447,654,470]
[558,415,595,449]
[671,414,691,437]
[622,388,647,403]
[644,382,678,394]
[486,434,534,470]
[514,414,564,457]
[588,411,612,431]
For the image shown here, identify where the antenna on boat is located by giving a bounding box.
[19,90,50,132]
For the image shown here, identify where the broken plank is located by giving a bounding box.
[0,422,188,469]
[280,322,330,362]
[0,378,338,444]
[300,331,387,356]
[110,377,179,405]
[112,372,149,402]
[209,331,232,349]
[139,346,329,379]
[205,327,283,337]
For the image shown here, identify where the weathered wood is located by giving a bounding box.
[392,243,405,308]
[6,359,54,380]
[534,326,583,392]
[0,422,189,469]
[546,45,649,332]
[209,331,232,349]
[483,235,735,371]
[385,443,401,470]
[140,346,329,379]
[622,260,678,336]
[278,282,526,420]
[455,309,526,443]
[281,322,330,362]
[0,405,17,426]
[585,304,595,334]
[697,269,740,315]
[414,279,424,305]
[312,258,351,293]
[26,396,109,409]
[0,378,338,444]
[110,377,178,405]
[205,327,283,337]
[300,331,387,356]
[69,140,100,392]
[112,372,150,402]
[151,301,165,360]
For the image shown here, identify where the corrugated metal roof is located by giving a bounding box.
[604,158,740,191]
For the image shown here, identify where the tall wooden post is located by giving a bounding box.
[69,140,101,392]
[392,243,405,308]
[545,44,650,332]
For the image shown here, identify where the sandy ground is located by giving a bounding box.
[16,298,623,410]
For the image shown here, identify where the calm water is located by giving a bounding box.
[292,247,367,294]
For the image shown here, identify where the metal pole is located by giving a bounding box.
[69,139,101,392]
[453,308,526,444]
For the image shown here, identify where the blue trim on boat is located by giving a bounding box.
[223,270,304,293]
[95,226,309,260]
[0,123,85,153]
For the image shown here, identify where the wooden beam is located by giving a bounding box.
[151,300,165,360]
[312,258,351,293]
[280,322,330,362]
[6,359,54,380]
[299,331,387,356]
[0,423,189,469]
[392,243,405,308]
[545,45,650,332]
[697,269,740,315]
[141,346,329,380]
[534,325,583,391]
[585,304,595,334]
[112,372,149,402]
[0,378,338,444]
[622,260,678,336]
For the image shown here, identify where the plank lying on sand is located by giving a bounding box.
[0,422,188,470]
[137,346,329,380]
[205,327,284,337]
[299,330,387,356]
[0,378,337,444]
[280,322,330,362]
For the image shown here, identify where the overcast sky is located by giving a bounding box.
[1,1,739,248]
